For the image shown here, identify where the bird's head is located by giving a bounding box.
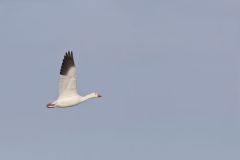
[92,92,102,98]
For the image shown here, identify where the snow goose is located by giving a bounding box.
[47,51,101,108]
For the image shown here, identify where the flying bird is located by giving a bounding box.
[47,51,101,108]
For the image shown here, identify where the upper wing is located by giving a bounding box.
[58,51,78,99]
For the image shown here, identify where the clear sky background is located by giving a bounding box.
[0,0,239,159]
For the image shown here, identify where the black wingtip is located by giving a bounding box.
[65,51,73,58]
[60,51,75,75]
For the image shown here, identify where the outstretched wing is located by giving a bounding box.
[58,51,78,99]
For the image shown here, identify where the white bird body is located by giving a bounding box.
[47,51,101,108]
[52,95,82,108]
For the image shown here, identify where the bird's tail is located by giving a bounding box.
[47,102,55,108]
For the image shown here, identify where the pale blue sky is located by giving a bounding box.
[0,0,240,159]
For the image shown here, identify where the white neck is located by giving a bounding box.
[80,93,97,102]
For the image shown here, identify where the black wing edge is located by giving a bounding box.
[60,51,75,75]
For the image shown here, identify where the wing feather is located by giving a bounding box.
[58,51,78,99]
